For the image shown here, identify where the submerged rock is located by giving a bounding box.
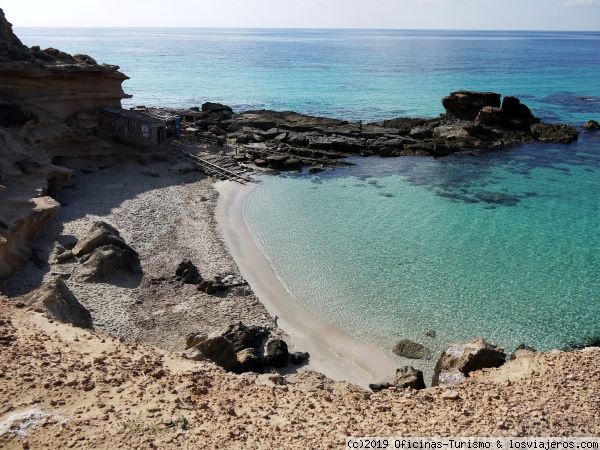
[395,366,426,390]
[432,338,506,386]
[531,123,579,144]
[392,339,433,360]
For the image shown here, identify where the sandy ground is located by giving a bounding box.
[1,298,599,449]
[216,181,403,388]
[0,156,279,353]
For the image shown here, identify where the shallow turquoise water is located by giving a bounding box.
[244,135,600,353]
[17,27,600,353]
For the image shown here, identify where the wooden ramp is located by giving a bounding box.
[169,142,254,184]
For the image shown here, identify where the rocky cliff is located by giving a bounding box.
[0,8,129,278]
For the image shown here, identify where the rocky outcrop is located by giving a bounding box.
[395,366,426,390]
[392,339,433,360]
[583,119,599,131]
[72,222,134,258]
[432,339,506,386]
[184,323,270,373]
[530,123,579,144]
[20,277,93,329]
[442,91,501,120]
[175,260,202,285]
[76,244,138,281]
[266,339,289,368]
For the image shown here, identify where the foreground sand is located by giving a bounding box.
[1,298,599,449]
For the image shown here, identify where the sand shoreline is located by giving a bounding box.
[216,180,401,388]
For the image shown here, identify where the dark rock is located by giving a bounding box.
[202,102,233,115]
[72,54,97,65]
[501,96,539,128]
[583,119,599,130]
[475,106,504,126]
[442,91,501,120]
[409,125,434,139]
[392,339,433,360]
[198,278,226,295]
[175,260,202,285]
[394,366,426,390]
[531,123,579,144]
[76,244,138,281]
[184,323,269,372]
[380,118,428,134]
[266,339,289,368]
[208,125,228,136]
[290,351,310,365]
[235,348,265,374]
[281,157,302,171]
[265,154,288,169]
[432,338,506,386]
[20,278,93,329]
[253,158,267,167]
[308,166,325,174]
[369,383,393,392]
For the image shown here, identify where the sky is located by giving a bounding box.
[3,0,600,31]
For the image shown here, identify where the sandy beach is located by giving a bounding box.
[216,180,404,387]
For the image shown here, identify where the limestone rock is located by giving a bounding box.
[21,277,93,329]
[432,338,506,386]
[392,339,433,360]
[442,91,501,120]
[395,366,426,390]
[531,123,579,144]
[266,339,289,368]
[72,221,135,258]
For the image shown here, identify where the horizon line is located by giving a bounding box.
[13,25,600,33]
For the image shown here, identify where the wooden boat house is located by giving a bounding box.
[99,107,181,148]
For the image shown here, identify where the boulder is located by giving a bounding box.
[392,339,433,360]
[432,338,506,386]
[175,260,202,285]
[290,351,310,365]
[432,124,471,140]
[583,119,599,130]
[22,278,93,329]
[442,91,501,120]
[265,154,288,169]
[184,323,269,373]
[281,157,302,171]
[198,278,226,295]
[266,339,289,368]
[76,244,138,281]
[394,366,426,390]
[202,102,233,115]
[235,348,265,374]
[72,221,135,258]
[501,96,539,128]
[531,123,579,144]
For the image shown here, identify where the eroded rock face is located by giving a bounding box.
[266,339,289,368]
[432,339,506,386]
[76,244,138,281]
[20,277,93,329]
[395,366,426,390]
[442,91,502,120]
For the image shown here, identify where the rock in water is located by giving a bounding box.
[175,260,201,285]
[432,338,506,386]
[501,96,539,128]
[583,119,599,130]
[392,339,433,360]
[442,91,501,120]
[530,123,579,144]
[21,278,93,329]
[266,339,289,368]
[395,366,426,390]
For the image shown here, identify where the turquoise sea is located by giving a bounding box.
[18,28,600,354]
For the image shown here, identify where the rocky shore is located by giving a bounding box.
[1,7,599,445]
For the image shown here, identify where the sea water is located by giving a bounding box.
[17,28,600,354]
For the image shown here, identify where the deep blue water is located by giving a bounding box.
[16,28,600,356]
[15,28,600,122]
